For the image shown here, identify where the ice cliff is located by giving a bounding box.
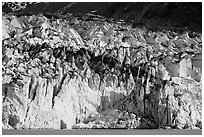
[2,12,202,129]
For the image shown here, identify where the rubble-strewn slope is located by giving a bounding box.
[2,2,202,32]
[2,12,202,129]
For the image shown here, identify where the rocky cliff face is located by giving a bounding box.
[2,10,202,129]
